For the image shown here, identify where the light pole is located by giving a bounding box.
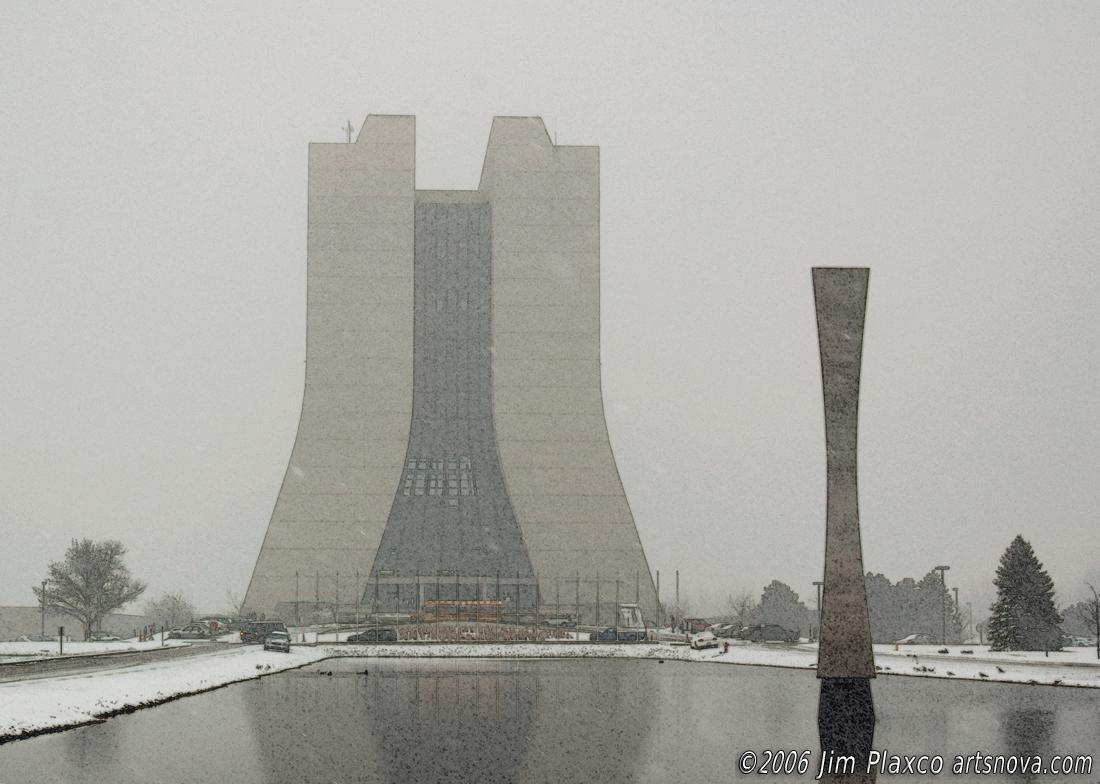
[656,570,661,629]
[952,586,959,641]
[40,579,47,639]
[812,581,824,642]
[934,565,950,645]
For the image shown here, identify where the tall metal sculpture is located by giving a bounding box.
[813,267,875,779]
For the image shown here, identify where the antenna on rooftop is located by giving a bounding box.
[343,120,355,144]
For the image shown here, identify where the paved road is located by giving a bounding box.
[0,641,237,683]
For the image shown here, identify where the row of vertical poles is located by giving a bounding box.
[283,569,668,631]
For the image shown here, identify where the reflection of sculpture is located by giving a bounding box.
[812,268,875,778]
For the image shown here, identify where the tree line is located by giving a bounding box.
[29,534,1099,656]
[715,535,1096,655]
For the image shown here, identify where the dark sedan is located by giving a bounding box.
[735,624,799,643]
[588,627,647,642]
[347,627,399,643]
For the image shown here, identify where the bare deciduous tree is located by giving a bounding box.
[725,590,756,628]
[144,592,196,629]
[1074,584,1100,661]
[225,588,244,616]
[33,539,146,640]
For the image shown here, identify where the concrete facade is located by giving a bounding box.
[243,116,416,614]
[244,116,657,623]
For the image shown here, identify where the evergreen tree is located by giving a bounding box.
[865,571,964,643]
[865,573,900,643]
[758,580,810,636]
[915,570,964,643]
[988,535,1062,651]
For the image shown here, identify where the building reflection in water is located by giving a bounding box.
[241,658,655,784]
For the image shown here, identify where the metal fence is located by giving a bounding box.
[266,571,663,638]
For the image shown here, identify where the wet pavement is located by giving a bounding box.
[0,657,1095,783]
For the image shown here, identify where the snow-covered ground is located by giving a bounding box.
[3,639,1097,743]
[0,645,328,741]
[873,642,1100,665]
[320,640,1100,687]
[0,639,190,663]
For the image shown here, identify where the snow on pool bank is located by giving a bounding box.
[0,646,329,742]
[5,639,1098,744]
[318,641,1100,688]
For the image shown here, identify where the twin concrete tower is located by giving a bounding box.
[243,115,658,622]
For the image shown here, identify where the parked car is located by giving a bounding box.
[347,627,398,643]
[588,627,647,642]
[88,631,121,642]
[690,630,719,650]
[167,624,211,640]
[263,631,291,653]
[240,621,288,644]
[735,624,799,643]
[544,616,577,628]
[713,624,739,638]
[894,633,935,645]
[198,616,232,634]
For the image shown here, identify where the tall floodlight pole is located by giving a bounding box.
[813,580,824,641]
[343,120,355,143]
[953,586,960,639]
[935,565,951,645]
[40,579,47,639]
[813,267,875,774]
[656,570,661,629]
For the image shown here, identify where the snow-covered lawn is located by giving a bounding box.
[871,642,1100,665]
[0,639,190,663]
[0,646,328,742]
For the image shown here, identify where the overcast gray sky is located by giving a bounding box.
[2,2,1098,619]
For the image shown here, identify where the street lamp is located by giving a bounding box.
[812,581,824,642]
[934,565,950,645]
[952,587,960,640]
